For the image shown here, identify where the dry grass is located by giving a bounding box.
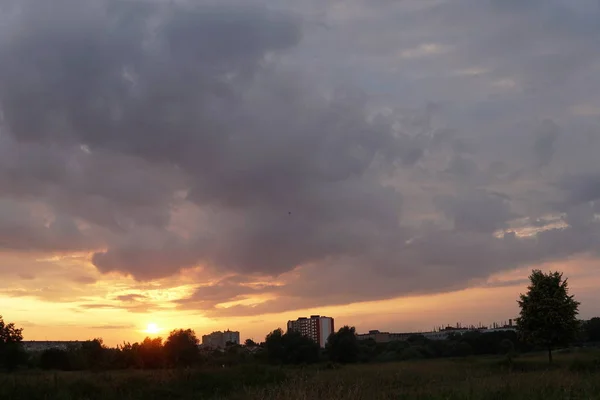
[241,352,600,400]
[2,350,600,399]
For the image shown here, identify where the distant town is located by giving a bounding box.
[20,314,517,352]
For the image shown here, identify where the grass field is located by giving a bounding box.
[2,350,600,399]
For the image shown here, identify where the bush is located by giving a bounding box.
[40,348,71,370]
[399,347,425,361]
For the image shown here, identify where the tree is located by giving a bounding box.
[264,329,319,365]
[244,338,257,347]
[164,329,199,367]
[326,326,359,363]
[264,329,285,363]
[79,338,107,370]
[583,317,600,343]
[116,342,142,369]
[516,270,580,363]
[0,316,25,371]
[498,338,515,365]
[40,348,71,370]
[0,316,23,343]
[281,331,319,364]
[139,337,164,369]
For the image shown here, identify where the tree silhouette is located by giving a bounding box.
[516,270,580,363]
[40,348,71,370]
[264,328,319,364]
[139,337,164,369]
[583,317,600,343]
[0,316,23,343]
[326,326,359,363]
[164,329,199,367]
[0,316,24,371]
[78,338,106,370]
[264,329,285,363]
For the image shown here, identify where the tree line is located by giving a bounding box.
[2,270,600,371]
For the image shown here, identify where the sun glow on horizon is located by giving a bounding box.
[144,323,161,335]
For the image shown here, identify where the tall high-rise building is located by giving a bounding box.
[287,315,334,348]
[201,330,240,348]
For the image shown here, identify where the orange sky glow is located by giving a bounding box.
[4,253,600,347]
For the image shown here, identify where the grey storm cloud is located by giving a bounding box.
[0,0,410,279]
[1,0,600,315]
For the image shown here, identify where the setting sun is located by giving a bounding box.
[145,323,161,335]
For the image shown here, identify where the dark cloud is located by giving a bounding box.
[0,198,96,252]
[559,174,600,207]
[0,0,413,281]
[533,119,560,168]
[435,190,516,233]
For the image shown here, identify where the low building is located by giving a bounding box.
[356,330,394,343]
[21,341,81,353]
[357,325,517,343]
[287,315,334,348]
[201,330,240,349]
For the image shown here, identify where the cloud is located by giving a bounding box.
[434,190,516,233]
[77,303,156,314]
[400,43,451,59]
[1,0,600,317]
[0,0,415,282]
[90,324,135,330]
[115,294,148,303]
[176,276,281,310]
[71,276,97,285]
[533,119,560,168]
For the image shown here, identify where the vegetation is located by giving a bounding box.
[0,315,25,372]
[2,351,600,399]
[517,270,580,363]
[163,329,200,367]
[582,317,600,343]
[326,326,360,363]
[264,328,320,365]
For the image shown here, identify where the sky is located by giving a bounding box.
[1,0,600,346]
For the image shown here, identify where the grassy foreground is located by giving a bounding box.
[2,350,600,400]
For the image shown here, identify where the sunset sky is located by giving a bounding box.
[2,0,600,346]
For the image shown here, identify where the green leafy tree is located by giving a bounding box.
[326,326,359,363]
[164,329,199,367]
[0,316,25,371]
[516,270,580,363]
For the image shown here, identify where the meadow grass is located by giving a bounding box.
[2,350,600,399]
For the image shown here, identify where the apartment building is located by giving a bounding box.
[287,315,334,348]
[201,330,240,348]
